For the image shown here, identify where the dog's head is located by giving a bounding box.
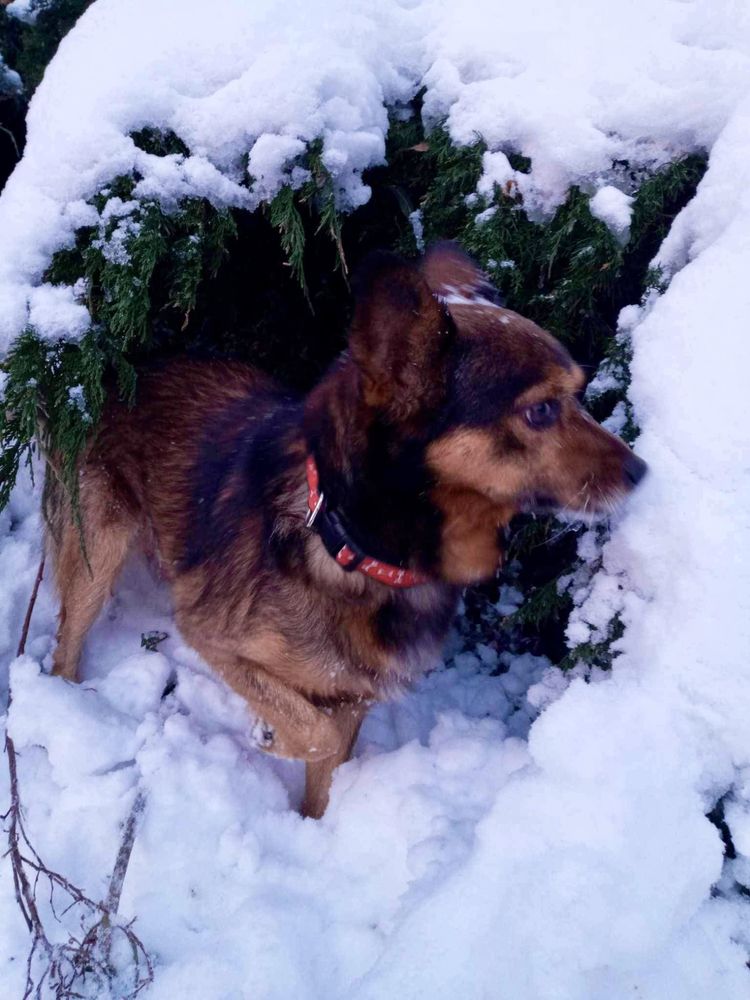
[338,243,646,581]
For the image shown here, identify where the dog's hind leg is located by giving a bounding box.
[49,479,137,682]
[302,701,367,819]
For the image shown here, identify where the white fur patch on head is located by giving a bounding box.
[435,284,501,308]
[422,241,504,310]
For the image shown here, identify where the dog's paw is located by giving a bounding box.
[250,713,339,762]
[250,717,277,751]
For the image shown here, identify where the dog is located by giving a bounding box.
[44,242,647,817]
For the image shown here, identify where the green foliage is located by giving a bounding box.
[459,158,706,363]
[3,0,94,95]
[373,124,705,669]
[305,138,347,278]
[0,8,24,78]
[0,119,357,506]
[131,127,190,158]
[0,89,708,673]
[269,185,308,294]
[510,577,573,631]
[363,112,486,257]
[1,1,97,190]
[0,15,24,184]
[0,329,104,510]
[1,166,238,505]
[376,119,706,372]
[267,138,348,297]
[418,127,486,242]
[559,616,625,672]
[627,155,706,259]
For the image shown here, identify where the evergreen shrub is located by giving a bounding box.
[0,9,707,671]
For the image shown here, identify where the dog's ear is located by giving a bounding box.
[348,251,453,416]
[421,241,503,307]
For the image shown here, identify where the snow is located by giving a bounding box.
[3,0,750,349]
[5,0,36,26]
[423,0,750,216]
[27,281,91,342]
[0,0,418,348]
[2,0,750,997]
[589,185,634,240]
[0,56,21,95]
[408,208,425,252]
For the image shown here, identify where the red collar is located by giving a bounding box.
[305,455,430,588]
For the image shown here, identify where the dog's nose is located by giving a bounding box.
[623,453,648,489]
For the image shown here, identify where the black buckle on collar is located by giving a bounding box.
[306,495,365,573]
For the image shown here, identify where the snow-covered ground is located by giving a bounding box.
[2,0,750,997]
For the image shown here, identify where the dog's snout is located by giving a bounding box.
[623,452,648,489]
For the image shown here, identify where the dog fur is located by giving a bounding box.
[44,243,646,817]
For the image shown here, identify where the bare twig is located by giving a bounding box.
[16,557,45,659]
[0,124,20,162]
[105,792,145,919]
[3,558,48,935]
[3,556,154,998]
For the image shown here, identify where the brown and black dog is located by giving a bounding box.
[44,243,646,817]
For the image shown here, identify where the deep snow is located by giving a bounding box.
[2,0,750,998]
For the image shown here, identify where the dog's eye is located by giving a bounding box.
[524,399,561,429]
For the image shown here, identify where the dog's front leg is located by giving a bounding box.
[302,701,368,819]
[240,662,344,762]
[179,635,342,763]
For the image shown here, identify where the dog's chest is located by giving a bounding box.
[233,582,459,702]
[359,583,459,685]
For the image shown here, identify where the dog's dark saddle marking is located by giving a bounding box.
[181,391,302,572]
